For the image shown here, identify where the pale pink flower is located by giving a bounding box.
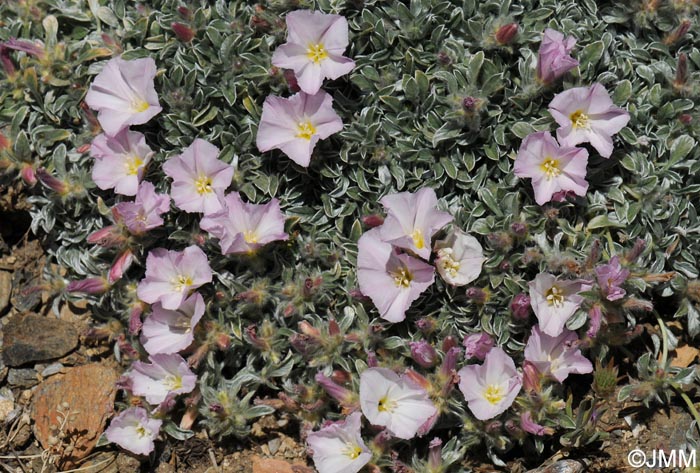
[513,132,589,206]
[105,407,162,455]
[125,353,197,405]
[272,10,355,94]
[549,83,631,158]
[457,347,522,421]
[140,292,205,355]
[162,139,234,214]
[113,181,171,234]
[256,90,343,167]
[529,273,586,337]
[524,325,593,382]
[89,129,152,196]
[359,367,437,440]
[306,412,371,473]
[433,228,485,286]
[85,56,162,136]
[199,192,287,254]
[379,188,453,260]
[536,28,579,84]
[137,246,212,310]
[463,332,495,361]
[356,229,434,323]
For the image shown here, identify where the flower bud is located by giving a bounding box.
[495,22,518,45]
[177,6,192,19]
[283,68,300,93]
[171,22,195,42]
[510,293,531,320]
[437,50,452,66]
[108,249,134,283]
[510,222,527,237]
[5,38,46,59]
[675,52,688,87]
[521,411,554,436]
[679,113,693,125]
[462,96,478,110]
[331,369,351,385]
[215,332,231,350]
[20,164,36,186]
[361,214,385,228]
[487,232,513,251]
[441,335,458,352]
[128,303,143,335]
[76,143,91,154]
[586,304,603,339]
[367,350,378,368]
[0,46,16,76]
[66,277,109,295]
[416,317,436,334]
[36,167,68,195]
[87,225,126,248]
[328,318,340,336]
[405,369,431,392]
[298,320,321,339]
[428,437,443,471]
[522,360,541,393]
[664,19,691,46]
[465,286,489,304]
[624,238,646,263]
[409,341,438,368]
[463,332,494,361]
[0,131,9,151]
[315,372,356,408]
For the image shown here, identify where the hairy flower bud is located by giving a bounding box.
[463,332,494,361]
[171,22,195,42]
[679,113,693,125]
[465,286,489,304]
[36,167,68,195]
[404,368,431,391]
[522,360,541,393]
[409,341,438,367]
[361,213,385,228]
[20,164,36,186]
[128,303,144,335]
[441,335,458,352]
[66,277,109,295]
[416,317,436,334]
[428,437,443,471]
[510,293,531,320]
[675,52,688,87]
[587,304,603,339]
[510,222,527,237]
[487,232,513,251]
[624,238,646,263]
[495,22,518,45]
[109,249,134,283]
[87,225,126,248]
[315,372,357,408]
[4,38,46,59]
[664,19,691,46]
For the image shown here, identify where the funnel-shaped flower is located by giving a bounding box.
[514,132,589,206]
[105,407,162,455]
[529,273,586,337]
[85,56,162,136]
[379,188,453,260]
[137,246,212,310]
[549,83,631,158]
[433,228,485,286]
[359,367,437,440]
[458,347,522,420]
[536,29,578,84]
[124,353,197,405]
[306,412,371,473]
[357,229,435,323]
[524,325,593,382]
[272,10,355,94]
[114,181,171,235]
[163,139,234,214]
[256,90,343,167]
[90,129,153,196]
[199,192,288,254]
[141,292,205,355]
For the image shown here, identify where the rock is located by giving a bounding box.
[32,364,118,469]
[7,367,38,387]
[2,313,79,366]
[0,270,11,313]
[116,452,142,472]
[252,456,296,473]
[268,437,282,455]
[0,387,15,423]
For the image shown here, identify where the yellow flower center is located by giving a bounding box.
[411,229,425,249]
[342,444,364,460]
[124,154,144,176]
[392,267,413,288]
[131,99,150,113]
[540,157,561,180]
[243,230,258,244]
[306,43,328,64]
[570,110,589,129]
[437,248,460,277]
[484,384,505,405]
[195,175,213,195]
[163,374,183,391]
[172,274,193,292]
[296,120,316,140]
[377,395,397,413]
[135,424,151,438]
[545,285,565,308]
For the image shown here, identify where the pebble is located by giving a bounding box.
[0,270,11,313]
[0,387,16,423]
[527,460,585,473]
[7,367,38,387]
[2,312,78,366]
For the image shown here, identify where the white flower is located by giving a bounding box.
[124,353,197,406]
[359,367,437,440]
[433,228,486,286]
[105,407,162,455]
[306,412,371,473]
[529,273,587,337]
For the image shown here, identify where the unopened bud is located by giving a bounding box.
[510,222,527,237]
[128,303,144,335]
[108,249,134,283]
[679,113,693,125]
[495,22,518,45]
[20,164,36,186]
[36,167,68,195]
[510,293,531,320]
[463,332,494,360]
[675,52,688,86]
[586,304,603,339]
[465,286,489,304]
[283,69,300,93]
[362,214,385,228]
[416,317,436,334]
[409,341,438,368]
[664,19,691,46]
[66,277,109,295]
[171,22,195,42]
[87,225,126,248]
[624,238,646,263]
[404,368,431,391]
[5,38,46,59]
[315,372,356,408]
[428,437,442,471]
[522,361,541,393]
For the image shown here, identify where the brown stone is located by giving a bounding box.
[2,312,79,366]
[32,364,118,468]
[251,456,297,473]
[0,270,11,313]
